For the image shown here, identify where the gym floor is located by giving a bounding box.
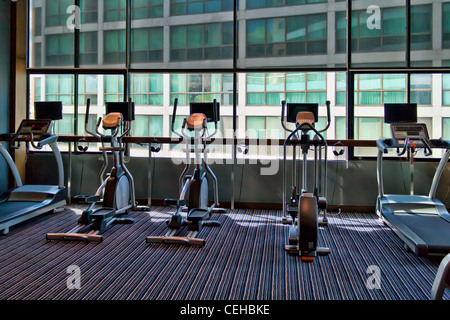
[0,205,447,300]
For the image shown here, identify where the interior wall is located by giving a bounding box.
[0,2,10,194]
[26,153,450,210]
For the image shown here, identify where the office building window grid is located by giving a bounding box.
[246,14,327,58]
[131,74,164,106]
[132,0,164,19]
[246,73,327,106]
[170,74,235,106]
[27,0,450,158]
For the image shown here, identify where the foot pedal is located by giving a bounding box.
[188,209,209,222]
[288,226,298,245]
[319,218,328,227]
[167,215,183,229]
[91,208,116,219]
[74,195,100,203]
[318,197,327,210]
[165,198,186,207]
[287,204,298,216]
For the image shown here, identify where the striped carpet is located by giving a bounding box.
[0,205,448,300]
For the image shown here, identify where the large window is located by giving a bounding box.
[444,2,450,49]
[45,33,74,67]
[246,73,327,106]
[26,1,450,160]
[444,74,450,105]
[410,74,432,106]
[132,0,164,19]
[246,14,327,58]
[351,7,406,53]
[246,0,326,10]
[170,0,233,16]
[104,0,126,22]
[130,74,164,106]
[45,0,74,27]
[104,75,125,103]
[104,30,126,65]
[80,0,98,24]
[29,74,75,136]
[131,28,164,64]
[133,115,164,137]
[170,74,234,106]
[80,32,98,66]
[355,74,406,106]
[170,23,233,62]
[78,75,98,106]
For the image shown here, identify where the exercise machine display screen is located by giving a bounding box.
[106,102,135,121]
[190,102,220,122]
[384,103,417,124]
[286,103,319,123]
[391,123,429,145]
[16,119,52,141]
[34,101,63,121]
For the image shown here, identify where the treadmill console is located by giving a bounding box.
[390,123,429,147]
[15,119,52,141]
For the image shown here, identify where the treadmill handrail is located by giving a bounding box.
[429,148,450,199]
[430,138,450,149]
[377,138,450,201]
[0,143,23,187]
[431,253,450,300]
[377,139,392,154]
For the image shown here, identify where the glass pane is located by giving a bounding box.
[29,74,75,137]
[30,0,126,68]
[383,74,406,90]
[335,117,346,140]
[307,73,326,90]
[286,73,305,91]
[351,0,407,67]
[266,73,285,92]
[149,116,164,136]
[240,3,336,69]
[443,118,450,139]
[247,73,265,92]
[411,0,446,67]
[247,117,265,139]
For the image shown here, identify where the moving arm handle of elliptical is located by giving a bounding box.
[119,98,134,140]
[318,100,331,133]
[281,100,293,133]
[204,99,219,140]
[171,98,183,138]
[85,99,100,140]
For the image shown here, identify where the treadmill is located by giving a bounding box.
[0,118,67,235]
[376,103,450,256]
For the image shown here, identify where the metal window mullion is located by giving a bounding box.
[125,0,131,102]
[231,0,237,210]
[347,0,354,159]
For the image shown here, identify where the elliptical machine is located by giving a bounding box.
[281,101,331,262]
[146,98,226,246]
[46,99,137,242]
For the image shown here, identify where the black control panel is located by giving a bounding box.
[15,119,52,141]
[391,123,429,144]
